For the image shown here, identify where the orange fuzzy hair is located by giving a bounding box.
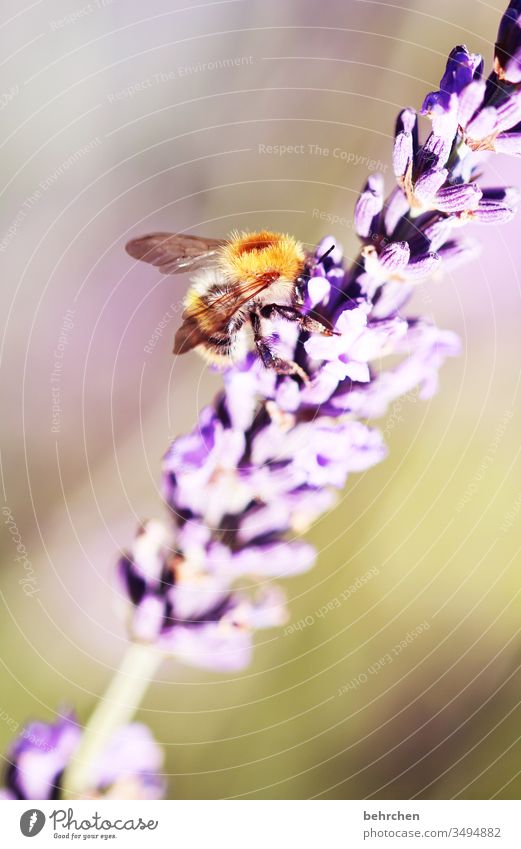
[218,230,305,283]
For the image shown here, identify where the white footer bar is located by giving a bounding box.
[2,799,520,848]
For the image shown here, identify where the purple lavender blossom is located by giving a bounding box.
[0,712,164,800]
[422,12,521,155]
[304,302,408,382]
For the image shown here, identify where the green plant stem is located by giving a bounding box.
[62,641,163,799]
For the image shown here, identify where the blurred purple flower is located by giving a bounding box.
[0,713,164,800]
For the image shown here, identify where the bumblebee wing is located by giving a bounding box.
[125,232,227,275]
[174,271,280,355]
[173,316,209,354]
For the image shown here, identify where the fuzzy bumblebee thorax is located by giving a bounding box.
[218,230,305,283]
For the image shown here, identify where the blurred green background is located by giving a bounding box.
[1,0,521,799]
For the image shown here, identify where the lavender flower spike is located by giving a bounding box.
[116,233,461,673]
[113,1,521,680]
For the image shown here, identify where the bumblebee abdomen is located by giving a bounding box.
[198,324,250,365]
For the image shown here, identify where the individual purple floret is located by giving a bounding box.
[421,46,485,140]
[0,712,164,800]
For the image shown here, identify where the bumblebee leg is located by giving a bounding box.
[259,304,336,336]
[250,311,309,383]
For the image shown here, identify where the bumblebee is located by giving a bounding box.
[126,229,334,378]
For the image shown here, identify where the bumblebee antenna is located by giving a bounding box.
[317,244,335,263]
